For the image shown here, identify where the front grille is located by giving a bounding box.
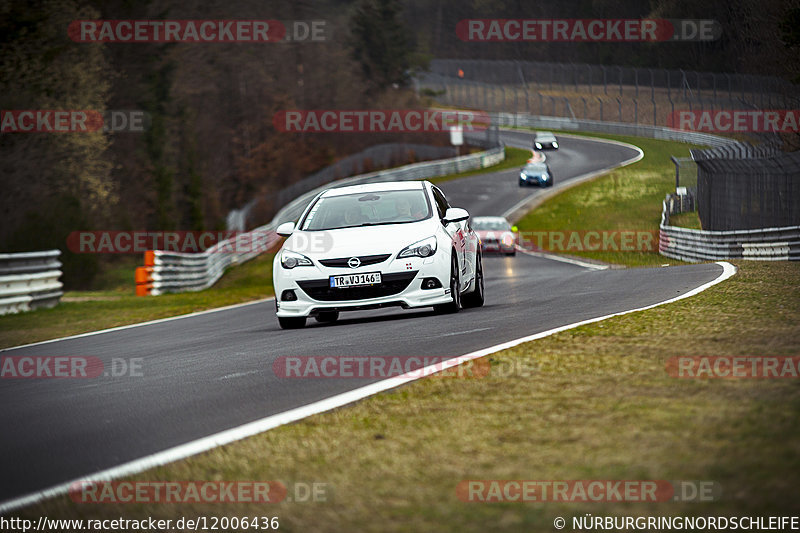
[297,271,418,301]
[318,254,391,268]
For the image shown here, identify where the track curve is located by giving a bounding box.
[0,131,725,509]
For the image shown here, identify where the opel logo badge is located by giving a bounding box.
[347,257,361,268]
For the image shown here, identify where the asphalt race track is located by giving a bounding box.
[0,131,725,508]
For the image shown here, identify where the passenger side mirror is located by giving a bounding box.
[276,221,295,237]
[442,207,469,225]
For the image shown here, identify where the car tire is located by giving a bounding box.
[314,311,339,323]
[434,253,461,314]
[519,180,526,187]
[505,250,516,256]
[278,316,306,329]
[461,252,484,308]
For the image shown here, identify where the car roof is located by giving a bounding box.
[523,161,548,169]
[535,131,556,138]
[322,180,426,197]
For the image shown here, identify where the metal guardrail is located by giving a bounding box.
[136,141,505,295]
[659,202,800,262]
[0,250,64,315]
[484,111,739,147]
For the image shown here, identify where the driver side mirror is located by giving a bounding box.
[276,221,295,237]
[442,207,469,225]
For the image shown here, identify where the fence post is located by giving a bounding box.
[587,63,593,94]
[598,97,603,121]
[671,156,680,190]
[652,98,657,126]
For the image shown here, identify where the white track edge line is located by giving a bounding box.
[516,247,609,270]
[1,297,276,353]
[0,261,736,514]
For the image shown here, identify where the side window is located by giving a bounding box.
[431,187,449,219]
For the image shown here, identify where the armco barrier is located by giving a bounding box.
[136,140,505,295]
[0,250,64,315]
[659,202,800,262]
[484,111,739,147]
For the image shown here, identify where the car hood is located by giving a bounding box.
[282,219,438,259]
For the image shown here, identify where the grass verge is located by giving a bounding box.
[0,253,275,349]
[18,261,800,532]
[513,130,704,267]
[669,211,703,229]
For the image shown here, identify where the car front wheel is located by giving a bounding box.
[434,254,461,314]
[462,252,484,308]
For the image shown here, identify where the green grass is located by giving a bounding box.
[0,253,275,349]
[669,211,703,229]
[18,262,800,532]
[514,131,705,267]
[428,146,533,184]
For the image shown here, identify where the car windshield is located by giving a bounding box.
[472,219,510,231]
[524,163,547,172]
[300,189,432,231]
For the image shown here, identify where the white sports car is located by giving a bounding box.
[272,180,484,329]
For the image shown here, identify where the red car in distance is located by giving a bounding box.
[472,216,517,256]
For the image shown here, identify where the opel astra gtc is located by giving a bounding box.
[272,181,484,329]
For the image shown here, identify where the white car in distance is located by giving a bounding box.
[272,181,484,329]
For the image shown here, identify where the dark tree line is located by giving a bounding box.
[1,0,797,288]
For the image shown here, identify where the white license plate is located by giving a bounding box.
[329,272,382,288]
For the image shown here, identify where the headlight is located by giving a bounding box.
[542,174,549,180]
[535,142,542,149]
[520,172,527,179]
[281,250,313,269]
[552,141,558,148]
[398,236,437,258]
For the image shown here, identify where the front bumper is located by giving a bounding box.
[520,175,550,186]
[481,240,516,253]
[274,252,453,317]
